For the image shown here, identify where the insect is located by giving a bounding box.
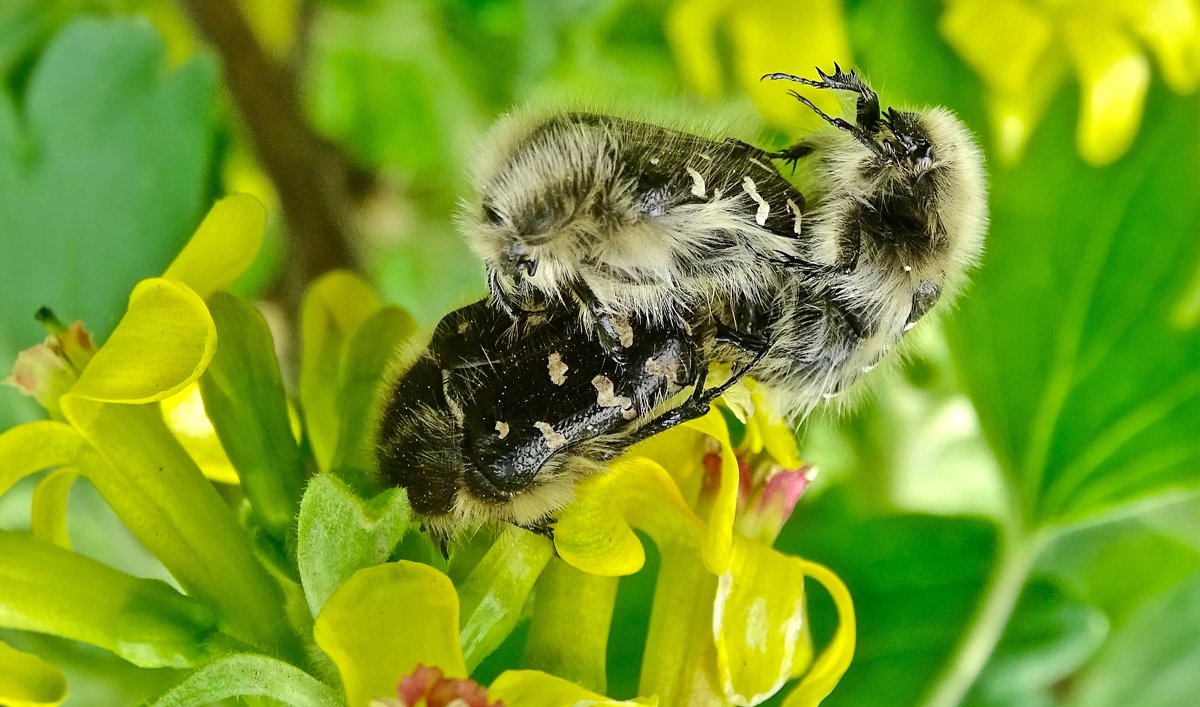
[735,66,987,413]
[461,65,987,416]
[461,108,807,352]
[374,300,756,544]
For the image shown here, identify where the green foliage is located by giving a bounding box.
[0,17,216,429]
[201,293,308,543]
[950,84,1200,526]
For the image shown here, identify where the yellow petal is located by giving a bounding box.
[731,0,852,131]
[985,93,1045,166]
[1063,13,1151,165]
[683,410,740,574]
[714,540,813,705]
[490,670,658,706]
[30,468,77,549]
[666,0,734,98]
[1116,0,1200,92]
[161,383,239,485]
[939,0,1056,97]
[313,562,466,706]
[70,278,216,404]
[782,560,856,707]
[0,421,83,497]
[0,640,68,707]
[162,194,267,299]
[299,271,381,471]
[555,457,703,576]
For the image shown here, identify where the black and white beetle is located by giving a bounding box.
[375,300,759,546]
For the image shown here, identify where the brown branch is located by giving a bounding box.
[179,0,374,299]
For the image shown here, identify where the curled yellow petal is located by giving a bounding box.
[490,670,658,706]
[555,457,702,576]
[0,421,83,497]
[31,468,77,549]
[1063,14,1151,166]
[162,194,267,298]
[783,560,856,707]
[70,278,216,404]
[0,640,68,707]
[313,562,466,706]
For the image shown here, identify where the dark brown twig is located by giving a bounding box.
[179,0,374,298]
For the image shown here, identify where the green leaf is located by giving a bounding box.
[0,1,71,83]
[149,654,341,707]
[948,82,1200,526]
[199,293,307,542]
[1065,571,1200,707]
[0,531,229,668]
[1036,513,1200,630]
[455,527,552,672]
[296,474,411,617]
[331,305,416,493]
[299,271,380,472]
[0,17,215,427]
[967,579,1107,706]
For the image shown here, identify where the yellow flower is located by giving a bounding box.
[940,0,1200,165]
[314,561,657,706]
[0,195,300,704]
[553,389,855,706]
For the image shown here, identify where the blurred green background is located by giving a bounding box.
[2,0,1200,705]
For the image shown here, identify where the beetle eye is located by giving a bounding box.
[483,203,504,226]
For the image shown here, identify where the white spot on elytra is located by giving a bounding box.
[786,198,803,234]
[456,320,469,333]
[547,351,568,385]
[534,421,567,450]
[649,156,660,165]
[643,354,677,380]
[495,421,510,439]
[903,264,913,273]
[742,176,769,226]
[592,375,637,419]
[609,314,634,348]
[748,156,774,174]
[686,166,706,198]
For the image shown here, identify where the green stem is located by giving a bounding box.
[62,397,300,661]
[639,545,724,705]
[0,531,236,668]
[521,557,619,694]
[919,527,1043,707]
